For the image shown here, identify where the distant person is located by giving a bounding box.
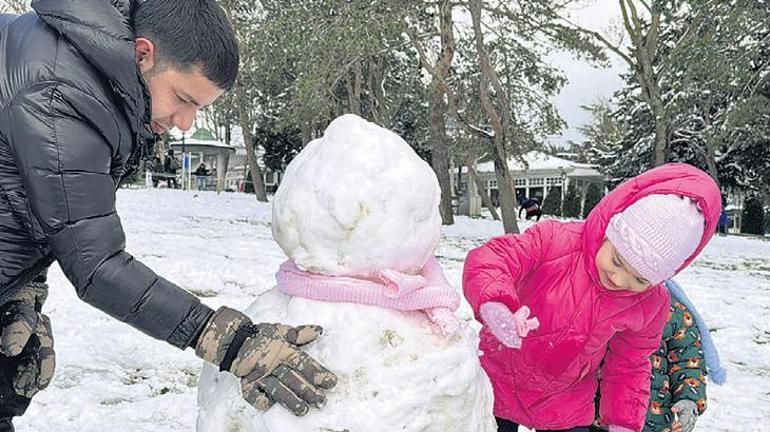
[518,196,542,221]
[194,162,209,191]
[717,209,729,235]
[152,154,163,187]
[163,149,179,189]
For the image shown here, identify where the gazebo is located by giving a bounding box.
[168,128,235,193]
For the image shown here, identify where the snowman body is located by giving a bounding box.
[197,288,495,432]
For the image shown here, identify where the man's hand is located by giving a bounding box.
[0,282,56,397]
[195,307,337,416]
[671,400,698,432]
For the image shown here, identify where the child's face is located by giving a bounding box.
[595,239,653,292]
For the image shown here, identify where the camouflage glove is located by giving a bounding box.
[0,282,56,398]
[195,307,338,416]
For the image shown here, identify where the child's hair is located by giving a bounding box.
[605,194,704,285]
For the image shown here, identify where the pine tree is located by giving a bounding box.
[583,183,603,218]
[562,182,581,219]
[588,1,770,192]
[541,190,562,216]
[741,196,766,235]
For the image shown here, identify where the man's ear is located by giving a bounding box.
[135,37,156,73]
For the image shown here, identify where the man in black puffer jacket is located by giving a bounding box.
[0,1,336,429]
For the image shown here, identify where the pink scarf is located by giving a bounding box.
[275,257,461,336]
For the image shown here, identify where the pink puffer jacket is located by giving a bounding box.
[463,163,720,431]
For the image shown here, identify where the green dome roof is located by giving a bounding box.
[190,128,216,141]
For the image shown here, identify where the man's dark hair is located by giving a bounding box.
[133,0,239,90]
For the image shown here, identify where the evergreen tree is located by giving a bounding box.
[583,183,603,218]
[589,1,770,192]
[541,190,562,216]
[742,196,766,235]
[254,125,303,172]
[562,182,581,219]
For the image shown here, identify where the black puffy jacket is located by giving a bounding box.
[0,0,213,349]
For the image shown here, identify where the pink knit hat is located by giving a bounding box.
[605,194,705,285]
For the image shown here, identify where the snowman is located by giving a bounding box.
[196,114,495,432]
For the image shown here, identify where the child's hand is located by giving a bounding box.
[671,400,698,432]
[479,302,539,348]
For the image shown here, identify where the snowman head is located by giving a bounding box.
[272,114,442,277]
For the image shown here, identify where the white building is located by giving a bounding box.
[456,152,604,216]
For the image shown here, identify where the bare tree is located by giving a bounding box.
[408,0,456,226]
[464,0,522,233]
[565,0,709,166]
[219,0,268,201]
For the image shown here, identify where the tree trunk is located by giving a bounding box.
[429,86,455,225]
[425,0,456,225]
[300,121,313,147]
[491,152,519,233]
[469,0,518,233]
[704,145,721,190]
[346,62,362,116]
[701,104,722,191]
[633,47,669,167]
[465,156,500,221]
[649,88,669,166]
[406,1,456,225]
[626,3,669,167]
[240,117,268,202]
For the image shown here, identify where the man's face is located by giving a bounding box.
[136,38,224,134]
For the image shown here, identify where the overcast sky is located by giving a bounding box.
[547,0,627,147]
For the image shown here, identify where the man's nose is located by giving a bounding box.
[173,107,197,132]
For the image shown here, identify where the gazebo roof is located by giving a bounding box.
[190,128,216,141]
[169,127,235,154]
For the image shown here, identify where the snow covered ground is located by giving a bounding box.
[16,189,770,431]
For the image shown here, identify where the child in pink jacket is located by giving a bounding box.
[463,163,720,432]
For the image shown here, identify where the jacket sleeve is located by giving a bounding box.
[668,302,708,414]
[462,220,555,321]
[4,81,212,349]
[599,291,670,432]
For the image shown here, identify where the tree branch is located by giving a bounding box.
[562,20,634,67]
[408,30,438,77]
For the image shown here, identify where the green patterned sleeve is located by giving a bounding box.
[667,301,708,415]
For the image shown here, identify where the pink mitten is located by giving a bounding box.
[479,302,539,348]
[608,425,635,432]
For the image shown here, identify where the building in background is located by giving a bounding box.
[456,152,604,217]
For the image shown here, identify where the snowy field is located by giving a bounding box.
[17,189,770,431]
